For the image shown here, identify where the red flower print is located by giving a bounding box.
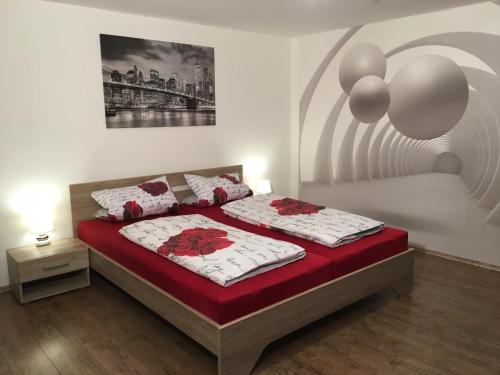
[157,227,233,257]
[213,187,228,205]
[220,174,240,184]
[270,198,325,216]
[197,199,210,207]
[123,200,143,220]
[138,181,169,196]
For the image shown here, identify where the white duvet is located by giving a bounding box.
[223,194,384,248]
[119,214,305,287]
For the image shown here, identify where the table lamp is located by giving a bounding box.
[253,179,272,195]
[28,212,54,247]
[10,184,58,247]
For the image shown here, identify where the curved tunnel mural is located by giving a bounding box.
[297,3,500,266]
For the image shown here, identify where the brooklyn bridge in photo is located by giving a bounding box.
[100,34,216,128]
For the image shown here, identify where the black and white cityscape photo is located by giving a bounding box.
[100,34,215,128]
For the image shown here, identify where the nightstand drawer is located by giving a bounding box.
[18,251,89,282]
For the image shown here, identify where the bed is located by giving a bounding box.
[69,165,414,375]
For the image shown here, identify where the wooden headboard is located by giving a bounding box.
[69,165,243,235]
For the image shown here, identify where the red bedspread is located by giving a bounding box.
[78,204,408,324]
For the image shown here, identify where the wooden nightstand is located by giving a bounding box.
[7,238,90,303]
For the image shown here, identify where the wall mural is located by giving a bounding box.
[340,44,469,139]
[298,4,500,265]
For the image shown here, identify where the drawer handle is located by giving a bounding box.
[43,262,70,271]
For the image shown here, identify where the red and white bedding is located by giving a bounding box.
[119,214,305,287]
[223,194,384,248]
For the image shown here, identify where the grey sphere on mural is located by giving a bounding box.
[349,75,390,123]
[433,152,462,174]
[388,55,469,140]
[339,43,387,95]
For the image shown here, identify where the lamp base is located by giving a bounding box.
[35,233,51,247]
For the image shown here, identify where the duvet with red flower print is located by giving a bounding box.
[223,194,385,248]
[119,214,305,287]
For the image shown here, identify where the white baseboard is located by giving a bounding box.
[0,285,10,293]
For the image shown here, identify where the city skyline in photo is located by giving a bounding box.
[100,34,214,88]
[99,34,216,128]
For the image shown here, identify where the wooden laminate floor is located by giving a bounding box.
[0,252,499,375]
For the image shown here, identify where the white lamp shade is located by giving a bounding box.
[27,212,54,235]
[10,184,57,235]
[252,179,272,195]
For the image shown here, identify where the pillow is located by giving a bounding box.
[184,173,252,207]
[91,176,179,221]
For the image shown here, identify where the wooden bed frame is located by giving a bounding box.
[69,165,414,375]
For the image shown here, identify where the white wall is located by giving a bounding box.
[0,0,291,286]
[292,3,500,267]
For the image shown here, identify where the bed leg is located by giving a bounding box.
[217,343,265,375]
[391,271,414,297]
[390,250,414,297]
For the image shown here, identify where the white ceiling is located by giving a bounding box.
[47,0,485,37]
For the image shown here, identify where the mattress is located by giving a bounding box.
[78,205,408,324]
[78,211,332,324]
[181,205,408,278]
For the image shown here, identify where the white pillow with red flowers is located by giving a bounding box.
[91,176,179,221]
[184,173,252,207]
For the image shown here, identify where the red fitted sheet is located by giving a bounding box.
[180,205,408,278]
[78,204,407,324]
[78,210,332,325]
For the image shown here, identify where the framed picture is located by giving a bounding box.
[99,34,215,128]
